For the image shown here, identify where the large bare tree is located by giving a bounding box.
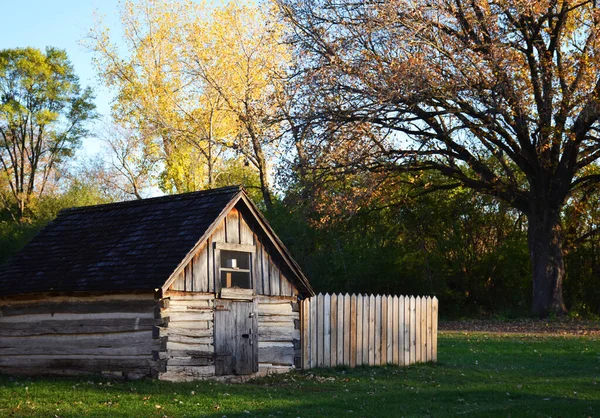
[280,0,600,316]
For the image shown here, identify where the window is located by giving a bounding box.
[220,250,251,289]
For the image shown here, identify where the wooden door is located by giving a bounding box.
[214,300,258,375]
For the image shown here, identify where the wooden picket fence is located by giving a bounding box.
[301,293,438,369]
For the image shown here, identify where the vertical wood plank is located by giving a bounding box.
[416,297,422,363]
[261,243,270,295]
[392,296,399,365]
[355,294,363,366]
[421,296,427,361]
[432,297,438,362]
[381,295,388,365]
[207,239,214,293]
[323,293,331,368]
[350,294,357,367]
[343,293,351,366]
[374,295,381,365]
[403,296,410,366]
[426,296,432,362]
[410,296,416,364]
[211,222,225,293]
[387,295,393,363]
[330,294,338,366]
[302,299,309,369]
[253,239,263,294]
[368,294,375,365]
[270,259,281,296]
[337,293,344,365]
[362,295,369,365]
[310,292,317,368]
[226,209,240,244]
[317,293,324,367]
[240,215,253,245]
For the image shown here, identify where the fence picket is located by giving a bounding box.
[350,294,357,367]
[387,295,393,363]
[368,294,376,365]
[317,293,324,367]
[310,293,317,368]
[403,296,410,366]
[323,293,331,367]
[362,295,370,365]
[432,297,438,362]
[356,294,363,366]
[337,293,344,364]
[343,294,351,366]
[410,296,416,364]
[392,295,399,365]
[330,293,338,366]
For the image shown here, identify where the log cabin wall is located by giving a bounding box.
[256,296,301,374]
[162,204,301,380]
[156,292,216,381]
[0,293,159,378]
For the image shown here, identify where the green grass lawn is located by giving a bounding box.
[0,332,598,417]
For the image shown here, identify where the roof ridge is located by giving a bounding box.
[60,185,243,215]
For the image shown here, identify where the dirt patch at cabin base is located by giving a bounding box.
[440,318,600,336]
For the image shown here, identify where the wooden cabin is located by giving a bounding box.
[0,186,314,381]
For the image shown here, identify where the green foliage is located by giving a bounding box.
[0,333,598,417]
[0,47,95,220]
[271,171,532,317]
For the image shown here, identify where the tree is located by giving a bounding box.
[88,0,289,210]
[182,1,291,211]
[279,0,600,316]
[0,47,95,222]
[99,123,159,200]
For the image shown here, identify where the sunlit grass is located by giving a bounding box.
[0,332,598,417]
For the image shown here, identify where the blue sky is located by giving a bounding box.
[0,0,123,155]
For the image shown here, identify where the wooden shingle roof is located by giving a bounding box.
[0,186,243,295]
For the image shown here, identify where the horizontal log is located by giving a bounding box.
[0,331,158,356]
[164,334,213,345]
[0,355,156,373]
[163,312,213,322]
[164,300,212,308]
[164,365,216,376]
[167,357,213,367]
[0,318,158,337]
[0,292,155,305]
[0,312,156,323]
[258,326,299,342]
[0,299,157,317]
[162,306,213,314]
[166,341,213,352]
[166,349,214,358]
[164,292,215,300]
[259,346,295,366]
[159,327,213,339]
[258,303,293,315]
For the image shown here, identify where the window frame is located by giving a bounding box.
[214,243,256,295]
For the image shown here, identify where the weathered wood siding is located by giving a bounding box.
[170,206,299,297]
[0,293,159,378]
[256,296,300,374]
[156,292,215,381]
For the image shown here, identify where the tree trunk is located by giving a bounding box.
[527,210,568,317]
